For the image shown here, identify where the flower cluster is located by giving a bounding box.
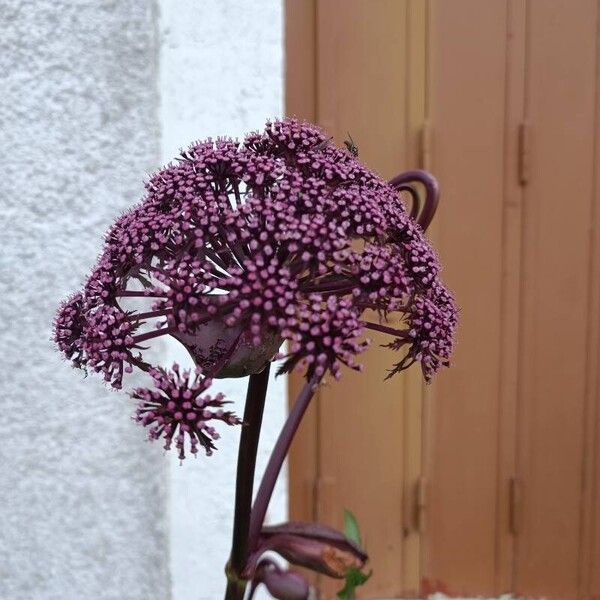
[54,118,457,457]
[54,292,86,369]
[279,294,368,380]
[133,364,241,460]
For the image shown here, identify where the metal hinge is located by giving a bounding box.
[517,122,530,186]
[415,476,427,533]
[403,477,427,536]
[419,121,432,170]
[509,477,521,535]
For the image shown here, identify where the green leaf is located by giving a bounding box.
[343,509,362,547]
[336,568,372,600]
[338,510,371,599]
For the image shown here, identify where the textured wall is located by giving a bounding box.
[159,1,285,599]
[0,2,170,599]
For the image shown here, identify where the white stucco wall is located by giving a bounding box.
[1,1,284,598]
[0,2,170,600]
[159,2,286,599]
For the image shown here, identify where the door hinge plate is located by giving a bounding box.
[403,476,427,536]
[416,476,427,533]
[518,122,530,186]
[419,121,432,170]
[509,476,521,535]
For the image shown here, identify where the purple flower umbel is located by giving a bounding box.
[54,118,457,459]
[133,364,241,460]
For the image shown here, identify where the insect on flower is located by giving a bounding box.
[343,132,359,157]
[312,135,333,152]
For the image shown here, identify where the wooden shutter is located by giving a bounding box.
[286,2,428,597]
[512,2,600,598]
[285,1,600,598]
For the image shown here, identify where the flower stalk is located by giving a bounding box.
[247,374,322,556]
[226,372,320,599]
[226,365,271,599]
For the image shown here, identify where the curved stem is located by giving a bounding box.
[395,184,421,220]
[388,169,439,232]
[225,365,271,600]
[247,374,322,555]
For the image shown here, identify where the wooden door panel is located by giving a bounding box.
[425,1,510,594]
[513,2,599,598]
[588,11,600,593]
[316,0,409,179]
[588,176,600,600]
[286,2,600,598]
[494,0,528,593]
[286,1,428,597]
[316,4,418,597]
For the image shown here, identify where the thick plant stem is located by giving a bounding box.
[247,374,321,553]
[224,365,271,600]
[388,169,439,231]
[224,578,246,600]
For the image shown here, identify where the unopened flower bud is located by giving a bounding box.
[258,564,309,600]
[255,521,368,579]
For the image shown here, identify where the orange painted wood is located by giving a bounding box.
[315,5,417,597]
[284,0,318,523]
[286,1,428,597]
[424,1,510,594]
[284,0,316,125]
[284,1,320,589]
[586,6,600,597]
[513,3,599,599]
[494,0,527,593]
[285,2,600,599]
[402,2,429,595]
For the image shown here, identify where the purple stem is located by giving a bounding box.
[128,356,151,373]
[116,290,165,298]
[225,365,271,600]
[300,277,357,295]
[363,320,410,339]
[388,169,439,231]
[203,246,231,272]
[132,326,174,344]
[246,374,322,556]
[396,184,421,220]
[128,309,170,322]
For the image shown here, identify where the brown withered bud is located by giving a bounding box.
[252,521,368,579]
